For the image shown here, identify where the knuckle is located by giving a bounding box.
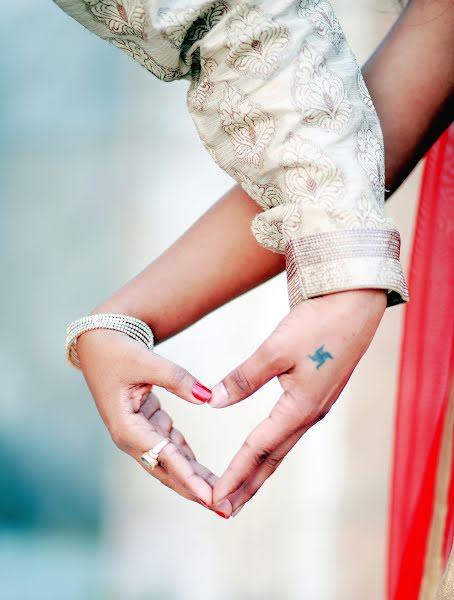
[230,367,255,397]
[256,450,271,467]
[243,438,273,468]
[171,428,185,446]
[156,442,178,470]
[265,453,283,469]
[259,339,287,372]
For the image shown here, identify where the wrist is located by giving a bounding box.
[299,288,387,322]
[66,313,154,369]
[89,294,152,326]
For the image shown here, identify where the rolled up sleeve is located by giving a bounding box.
[52,0,409,309]
[186,0,410,308]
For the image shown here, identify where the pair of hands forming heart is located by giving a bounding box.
[76,288,387,519]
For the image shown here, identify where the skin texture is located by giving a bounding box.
[75,0,454,517]
[208,289,387,515]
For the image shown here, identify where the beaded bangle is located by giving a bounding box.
[65,313,154,369]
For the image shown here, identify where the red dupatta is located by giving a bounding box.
[387,123,454,599]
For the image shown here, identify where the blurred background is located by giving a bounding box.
[0,1,422,599]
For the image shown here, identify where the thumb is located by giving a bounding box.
[208,337,292,409]
[137,348,212,405]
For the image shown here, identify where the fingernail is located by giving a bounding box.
[232,505,244,518]
[198,498,210,508]
[213,499,231,519]
[192,381,212,403]
[215,510,229,519]
[208,382,228,408]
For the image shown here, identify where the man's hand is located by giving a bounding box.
[208,289,387,517]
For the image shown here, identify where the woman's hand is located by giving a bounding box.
[208,289,387,517]
[76,328,228,510]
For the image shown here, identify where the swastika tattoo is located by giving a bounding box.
[308,345,334,369]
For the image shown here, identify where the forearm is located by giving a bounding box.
[95,0,453,342]
[94,184,286,344]
[364,0,454,197]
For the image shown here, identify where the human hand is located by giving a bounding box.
[76,328,231,513]
[208,289,387,517]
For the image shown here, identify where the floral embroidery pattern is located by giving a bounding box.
[328,195,391,229]
[233,169,284,210]
[158,3,228,65]
[224,5,290,79]
[292,43,352,130]
[280,203,304,237]
[250,215,285,252]
[182,1,229,50]
[187,56,218,112]
[218,83,275,167]
[252,203,303,252]
[157,6,199,48]
[297,0,344,53]
[160,3,228,49]
[280,133,345,209]
[357,120,385,202]
[110,38,183,81]
[357,72,374,111]
[84,0,146,38]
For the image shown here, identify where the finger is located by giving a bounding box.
[213,390,302,503]
[140,393,195,460]
[153,409,173,436]
[140,391,161,419]
[170,427,196,461]
[208,334,293,409]
[129,392,213,502]
[142,456,220,508]
[141,396,193,460]
[112,412,213,506]
[193,462,219,489]
[136,348,212,405]
[227,427,306,515]
[190,463,232,517]
[154,441,214,506]
[145,464,196,502]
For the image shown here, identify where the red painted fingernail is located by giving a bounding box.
[192,381,212,403]
[198,498,209,508]
[215,510,229,519]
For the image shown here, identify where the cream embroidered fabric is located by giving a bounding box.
[53,0,410,309]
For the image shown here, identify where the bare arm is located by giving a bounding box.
[93,184,286,343]
[365,0,454,197]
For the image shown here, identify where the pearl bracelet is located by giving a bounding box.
[65,313,154,369]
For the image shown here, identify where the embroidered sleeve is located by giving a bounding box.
[52,0,409,309]
[51,0,229,81]
[186,0,409,308]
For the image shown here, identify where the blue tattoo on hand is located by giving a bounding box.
[308,345,334,369]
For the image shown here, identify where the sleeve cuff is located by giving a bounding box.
[285,228,410,309]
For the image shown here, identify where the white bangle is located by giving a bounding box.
[65,313,154,369]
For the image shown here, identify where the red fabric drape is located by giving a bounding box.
[387,123,454,599]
